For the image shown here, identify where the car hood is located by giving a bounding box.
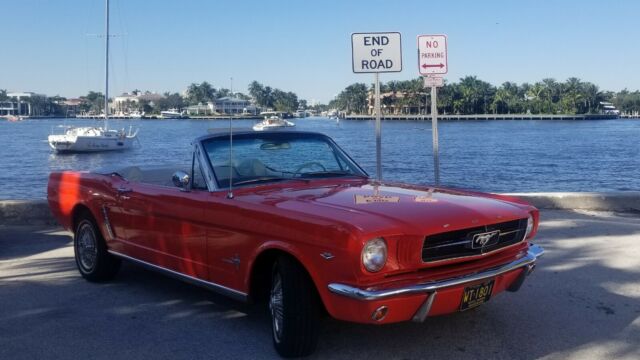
[234,179,532,237]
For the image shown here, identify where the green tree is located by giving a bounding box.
[186,82,216,105]
[157,92,185,111]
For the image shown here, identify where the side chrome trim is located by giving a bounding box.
[328,244,544,301]
[101,206,114,240]
[108,250,248,302]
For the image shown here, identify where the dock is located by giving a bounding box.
[343,114,623,121]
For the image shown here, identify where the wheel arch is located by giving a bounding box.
[247,247,327,314]
[71,203,98,232]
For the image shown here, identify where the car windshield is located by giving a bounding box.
[202,132,367,188]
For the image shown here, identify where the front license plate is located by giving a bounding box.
[460,280,495,311]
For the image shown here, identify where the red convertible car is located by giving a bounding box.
[48,130,543,357]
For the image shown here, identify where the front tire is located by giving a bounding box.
[74,215,120,282]
[269,256,320,358]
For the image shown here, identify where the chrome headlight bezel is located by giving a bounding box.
[361,237,388,273]
[524,214,535,239]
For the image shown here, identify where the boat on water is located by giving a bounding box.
[253,112,295,131]
[1,115,24,122]
[160,109,187,119]
[294,109,308,118]
[600,102,621,117]
[49,126,138,152]
[47,0,138,153]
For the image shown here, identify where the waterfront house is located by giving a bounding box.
[214,96,255,115]
[367,91,422,115]
[112,91,165,114]
[186,102,216,116]
[4,92,47,116]
[59,98,84,117]
[0,101,19,116]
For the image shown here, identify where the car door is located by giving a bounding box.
[100,174,136,254]
[120,167,210,280]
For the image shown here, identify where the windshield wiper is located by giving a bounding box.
[298,171,367,179]
[232,177,292,186]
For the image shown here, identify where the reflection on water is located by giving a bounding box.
[1,117,639,199]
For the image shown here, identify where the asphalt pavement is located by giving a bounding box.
[1,209,639,359]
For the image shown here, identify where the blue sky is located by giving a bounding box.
[1,0,639,103]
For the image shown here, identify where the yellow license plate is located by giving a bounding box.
[460,280,495,311]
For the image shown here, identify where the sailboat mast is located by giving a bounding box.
[104,0,110,129]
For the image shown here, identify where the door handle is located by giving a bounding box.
[116,187,132,199]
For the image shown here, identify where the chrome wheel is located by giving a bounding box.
[76,222,98,272]
[269,271,284,343]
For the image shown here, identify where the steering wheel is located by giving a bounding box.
[294,161,327,175]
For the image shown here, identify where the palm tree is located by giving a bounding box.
[187,82,216,105]
[582,83,601,113]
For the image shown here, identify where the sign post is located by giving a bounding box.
[352,32,402,180]
[418,34,447,185]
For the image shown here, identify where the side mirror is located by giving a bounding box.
[172,171,190,189]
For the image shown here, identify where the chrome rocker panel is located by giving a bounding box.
[328,244,544,302]
[108,250,249,302]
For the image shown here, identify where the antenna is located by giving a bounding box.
[227,116,234,199]
[104,0,109,129]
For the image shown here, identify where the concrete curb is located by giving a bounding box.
[1,192,639,226]
[0,200,58,226]
[504,192,640,213]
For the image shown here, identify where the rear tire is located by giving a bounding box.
[74,215,121,282]
[269,256,320,358]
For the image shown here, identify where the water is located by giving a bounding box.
[1,117,639,199]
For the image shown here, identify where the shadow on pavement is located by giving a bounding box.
[1,210,639,359]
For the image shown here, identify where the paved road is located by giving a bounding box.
[1,210,639,359]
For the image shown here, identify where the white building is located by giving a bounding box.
[2,92,47,116]
[215,97,254,114]
[186,102,216,116]
[112,91,165,114]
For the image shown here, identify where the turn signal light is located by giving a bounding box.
[371,306,388,321]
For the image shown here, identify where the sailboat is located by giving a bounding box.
[48,0,138,153]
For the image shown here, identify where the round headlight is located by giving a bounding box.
[362,237,387,273]
[525,214,534,239]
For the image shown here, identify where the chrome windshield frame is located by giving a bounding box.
[197,131,369,191]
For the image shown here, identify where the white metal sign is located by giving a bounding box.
[418,34,448,75]
[352,32,402,73]
[424,76,444,87]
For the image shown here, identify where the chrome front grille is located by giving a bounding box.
[422,218,527,262]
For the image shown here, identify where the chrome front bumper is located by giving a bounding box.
[328,244,544,301]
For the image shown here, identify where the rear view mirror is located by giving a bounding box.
[172,171,190,189]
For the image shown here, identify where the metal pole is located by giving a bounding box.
[227,115,234,199]
[375,73,382,181]
[431,85,440,185]
[104,0,110,128]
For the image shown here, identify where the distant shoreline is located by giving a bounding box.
[7,113,639,121]
[342,114,631,121]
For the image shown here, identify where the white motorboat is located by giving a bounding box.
[160,109,186,119]
[48,0,138,153]
[129,110,144,119]
[600,102,621,116]
[253,114,295,131]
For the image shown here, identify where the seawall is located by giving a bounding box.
[1,192,638,226]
